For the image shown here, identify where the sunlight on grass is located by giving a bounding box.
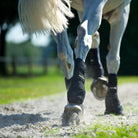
[0,67,138,105]
[73,123,138,138]
[85,76,138,92]
[0,67,65,104]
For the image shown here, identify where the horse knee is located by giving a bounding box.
[77,22,87,37]
[58,51,73,70]
[58,52,67,61]
[75,22,92,61]
[77,21,92,43]
[58,51,74,79]
[106,54,120,74]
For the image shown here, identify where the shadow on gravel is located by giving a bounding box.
[0,113,47,128]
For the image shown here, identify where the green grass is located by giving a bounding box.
[0,67,66,104]
[85,76,138,91]
[73,123,138,138]
[0,70,138,137]
[0,67,138,105]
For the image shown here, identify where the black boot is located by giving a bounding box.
[67,58,86,105]
[89,48,108,100]
[89,48,104,79]
[105,74,123,115]
[62,58,86,126]
[65,77,72,90]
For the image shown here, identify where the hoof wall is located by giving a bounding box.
[62,104,83,126]
[91,76,108,100]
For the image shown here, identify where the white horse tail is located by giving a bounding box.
[18,0,74,34]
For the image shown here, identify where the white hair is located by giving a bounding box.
[18,0,74,34]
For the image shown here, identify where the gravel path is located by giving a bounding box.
[0,83,138,138]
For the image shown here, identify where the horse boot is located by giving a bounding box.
[90,48,108,100]
[65,77,72,90]
[105,74,123,115]
[62,58,86,126]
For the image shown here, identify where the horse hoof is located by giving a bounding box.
[91,76,108,100]
[104,89,123,115]
[62,104,83,126]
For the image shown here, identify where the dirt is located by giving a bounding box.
[0,83,138,138]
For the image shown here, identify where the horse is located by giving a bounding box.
[18,0,131,125]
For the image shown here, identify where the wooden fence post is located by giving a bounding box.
[28,58,33,76]
[11,57,16,75]
[43,59,47,75]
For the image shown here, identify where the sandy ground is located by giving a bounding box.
[0,83,138,138]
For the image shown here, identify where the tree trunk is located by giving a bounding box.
[0,28,7,75]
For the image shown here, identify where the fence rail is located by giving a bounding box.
[0,57,58,75]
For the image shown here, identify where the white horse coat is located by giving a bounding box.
[18,0,131,34]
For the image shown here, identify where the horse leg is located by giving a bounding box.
[105,4,130,115]
[62,0,108,126]
[54,30,85,126]
[90,32,108,100]
[68,0,107,104]
[52,30,74,90]
[78,12,108,101]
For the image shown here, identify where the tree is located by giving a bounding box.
[0,0,18,75]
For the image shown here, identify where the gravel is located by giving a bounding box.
[0,83,138,138]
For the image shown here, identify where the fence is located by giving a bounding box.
[0,57,58,76]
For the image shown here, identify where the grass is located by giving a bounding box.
[0,66,138,104]
[85,76,138,91]
[42,121,138,138]
[0,67,138,138]
[73,123,138,138]
[0,67,66,104]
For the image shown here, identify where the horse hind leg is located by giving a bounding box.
[105,4,130,115]
[90,32,108,100]
[77,11,108,100]
[74,19,108,100]
[67,0,107,105]
[63,0,108,126]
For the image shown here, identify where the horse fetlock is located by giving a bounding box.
[105,88,123,115]
[91,76,108,100]
[62,104,84,126]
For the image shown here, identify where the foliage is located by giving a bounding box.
[6,41,41,58]
[0,0,18,75]
[0,0,18,27]
[5,34,57,63]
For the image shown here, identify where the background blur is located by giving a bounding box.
[0,0,138,76]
